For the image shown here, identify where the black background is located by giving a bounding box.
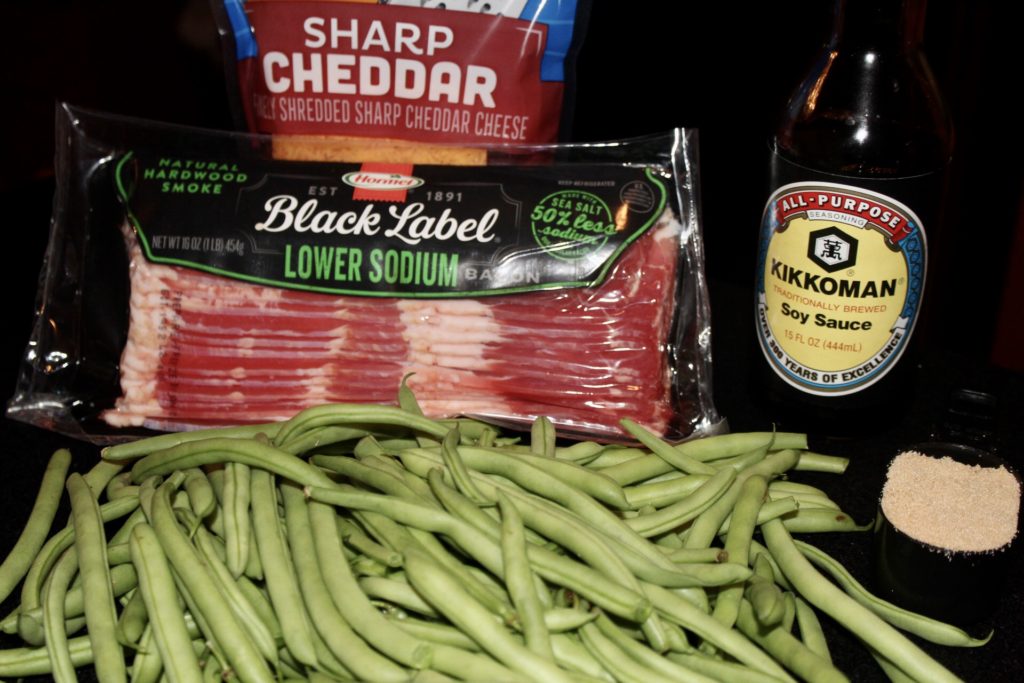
[0,1,1022,681]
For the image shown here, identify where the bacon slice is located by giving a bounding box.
[103,215,682,438]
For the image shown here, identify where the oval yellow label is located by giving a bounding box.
[755,182,926,395]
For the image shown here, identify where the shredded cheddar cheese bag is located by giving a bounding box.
[213,0,590,147]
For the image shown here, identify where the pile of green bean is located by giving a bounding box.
[0,400,988,682]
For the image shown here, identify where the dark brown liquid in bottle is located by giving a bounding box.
[755,0,954,437]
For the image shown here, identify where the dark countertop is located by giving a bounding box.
[1,279,1021,682]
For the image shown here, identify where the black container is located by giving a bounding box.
[873,442,1020,627]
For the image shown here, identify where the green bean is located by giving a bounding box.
[624,474,710,509]
[744,554,787,628]
[620,419,717,476]
[151,482,275,683]
[236,575,283,649]
[13,563,139,638]
[274,404,449,447]
[189,521,279,665]
[768,480,831,496]
[129,523,203,683]
[428,469,552,551]
[749,539,793,592]
[337,517,403,567]
[363,453,445,507]
[642,583,795,681]
[313,454,433,505]
[0,633,96,677]
[308,498,433,668]
[592,613,718,683]
[354,435,418,459]
[361,576,439,617]
[794,539,991,647]
[868,648,918,683]
[684,449,800,550]
[667,548,727,564]
[718,497,801,535]
[106,472,141,501]
[277,426,371,455]
[761,518,960,683]
[553,440,606,463]
[735,599,849,683]
[666,652,790,683]
[130,624,164,683]
[248,469,318,668]
[42,547,79,683]
[310,485,650,622]
[489,476,747,590]
[475,426,498,448]
[550,633,614,681]
[467,446,631,510]
[182,468,216,519]
[497,492,552,659]
[793,452,849,474]
[779,509,869,533]
[585,446,647,470]
[0,448,71,604]
[794,596,831,664]
[424,468,665,616]
[222,462,252,577]
[770,491,840,511]
[401,447,668,570]
[429,643,532,683]
[402,544,576,683]
[709,443,770,472]
[117,587,149,648]
[713,475,768,630]
[542,608,599,632]
[530,416,556,457]
[130,437,334,489]
[398,373,426,415]
[579,621,677,683]
[626,466,736,537]
[103,423,283,462]
[198,654,219,683]
[82,459,126,498]
[280,483,408,682]
[67,472,127,683]
[440,428,490,504]
[388,615,480,651]
[407,525,518,620]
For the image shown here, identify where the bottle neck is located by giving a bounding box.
[831,0,926,51]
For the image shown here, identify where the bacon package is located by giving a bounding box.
[8,105,720,443]
[213,0,590,146]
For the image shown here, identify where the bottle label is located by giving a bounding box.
[755,179,927,396]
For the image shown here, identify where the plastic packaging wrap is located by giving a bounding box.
[8,104,720,443]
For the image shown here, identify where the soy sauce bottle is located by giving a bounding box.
[753,0,954,434]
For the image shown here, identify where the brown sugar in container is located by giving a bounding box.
[874,442,1021,626]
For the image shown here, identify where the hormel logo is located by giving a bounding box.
[343,172,424,191]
